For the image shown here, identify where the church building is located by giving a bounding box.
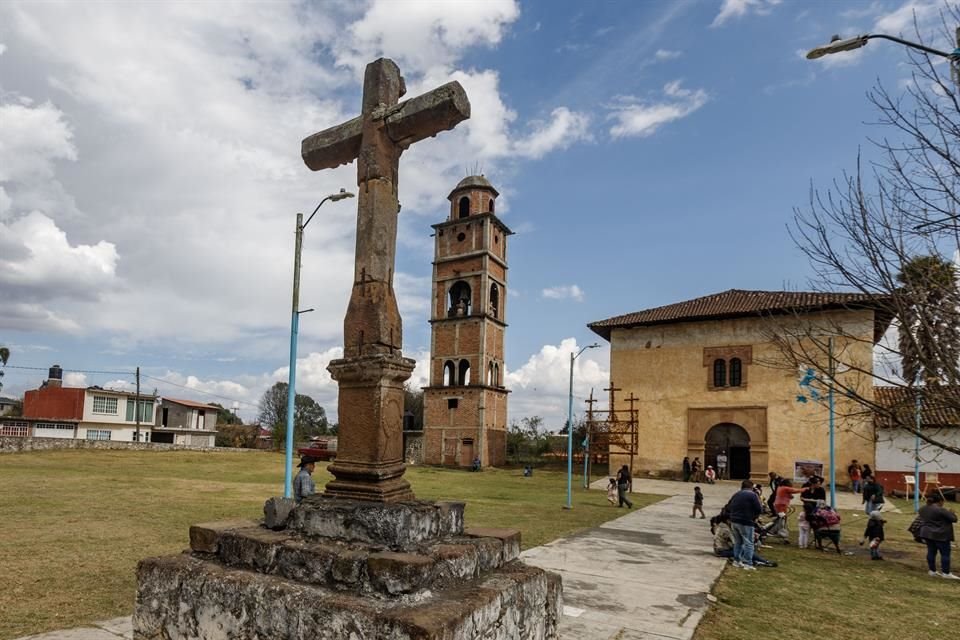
[588,289,891,482]
[422,176,511,467]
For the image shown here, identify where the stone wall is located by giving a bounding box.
[0,436,264,455]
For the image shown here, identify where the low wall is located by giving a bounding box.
[0,436,266,455]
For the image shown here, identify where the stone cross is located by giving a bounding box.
[301,58,470,502]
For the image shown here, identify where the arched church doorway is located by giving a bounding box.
[705,423,751,480]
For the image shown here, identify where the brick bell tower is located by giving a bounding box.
[423,175,512,467]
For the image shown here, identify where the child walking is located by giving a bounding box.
[691,486,705,519]
[606,478,617,505]
[797,510,810,549]
[860,510,886,560]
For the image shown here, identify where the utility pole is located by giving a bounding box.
[135,366,141,443]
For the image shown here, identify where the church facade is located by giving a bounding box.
[589,289,890,482]
[422,176,511,467]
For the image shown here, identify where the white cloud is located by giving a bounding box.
[0,100,76,183]
[874,0,940,34]
[608,80,709,139]
[506,338,609,429]
[541,284,585,302]
[711,0,782,27]
[513,107,592,159]
[654,48,682,60]
[337,0,520,74]
[0,211,118,302]
[63,372,87,387]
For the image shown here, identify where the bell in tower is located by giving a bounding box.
[420,175,513,468]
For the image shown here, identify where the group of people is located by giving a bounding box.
[683,453,727,484]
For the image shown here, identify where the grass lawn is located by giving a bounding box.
[0,449,657,640]
[695,498,960,640]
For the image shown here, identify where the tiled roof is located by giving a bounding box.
[588,289,891,341]
[164,397,218,410]
[874,386,960,428]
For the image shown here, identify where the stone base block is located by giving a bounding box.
[134,554,562,640]
[289,496,465,549]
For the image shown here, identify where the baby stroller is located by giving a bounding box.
[756,506,793,545]
[809,502,842,554]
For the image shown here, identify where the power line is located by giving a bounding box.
[3,365,134,376]
[3,364,258,409]
[140,374,259,408]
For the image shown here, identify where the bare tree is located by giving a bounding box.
[771,7,960,456]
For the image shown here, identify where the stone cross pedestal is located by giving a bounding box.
[301,58,470,502]
[132,58,562,640]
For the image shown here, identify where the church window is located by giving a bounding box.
[443,360,456,386]
[448,398,459,409]
[494,363,500,386]
[448,281,472,316]
[704,346,751,390]
[458,359,471,385]
[489,283,500,318]
[458,196,470,219]
[713,359,726,388]
[489,199,495,214]
[457,232,466,242]
[729,358,742,387]
[487,362,495,385]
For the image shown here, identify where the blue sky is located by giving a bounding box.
[0,0,949,427]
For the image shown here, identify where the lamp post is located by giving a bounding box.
[806,32,960,61]
[566,342,600,510]
[827,337,836,510]
[283,188,355,499]
[915,383,922,513]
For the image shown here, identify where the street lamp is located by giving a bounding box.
[806,32,960,61]
[565,342,600,510]
[284,188,355,499]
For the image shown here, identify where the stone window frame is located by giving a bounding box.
[703,346,752,391]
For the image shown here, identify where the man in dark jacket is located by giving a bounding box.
[726,479,763,570]
[919,494,959,579]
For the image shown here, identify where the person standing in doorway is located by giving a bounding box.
[727,480,763,570]
[691,457,702,483]
[848,459,862,494]
[919,494,958,579]
[691,486,706,519]
[616,464,633,509]
[716,451,728,480]
[682,456,691,482]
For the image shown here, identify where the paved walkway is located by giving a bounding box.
[19,478,816,640]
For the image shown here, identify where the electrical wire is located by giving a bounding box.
[2,364,257,409]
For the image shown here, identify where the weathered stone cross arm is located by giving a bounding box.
[301,81,470,171]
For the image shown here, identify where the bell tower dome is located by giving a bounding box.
[422,175,512,467]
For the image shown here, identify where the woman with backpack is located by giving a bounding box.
[918,494,959,579]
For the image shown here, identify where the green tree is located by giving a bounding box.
[257,382,329,448]
[897,256,960,385]
[209,402,243,426]
[0,346,8,395]
[403,384,423,430]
